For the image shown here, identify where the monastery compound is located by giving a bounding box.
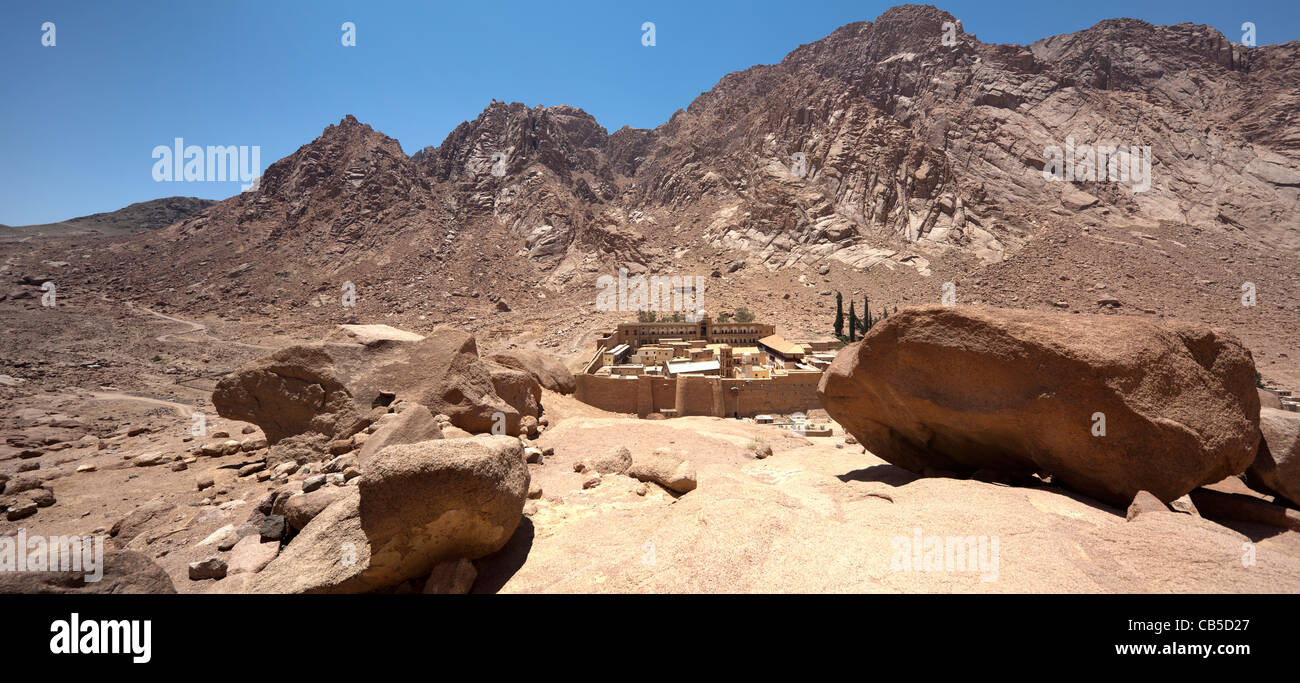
[575,315,842,419]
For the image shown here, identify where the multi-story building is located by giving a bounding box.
[596,315,775,352]
[602,343,631,367]
[635,345,675,366]
[756,335,806,368]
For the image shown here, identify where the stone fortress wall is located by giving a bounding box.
[575,370,824,418]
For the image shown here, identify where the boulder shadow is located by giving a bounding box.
[1205,518,1289,542]
[1189,488,1297,541]
[837,464,920,487]
[470,516,535,594]
[1036,485,1124,517]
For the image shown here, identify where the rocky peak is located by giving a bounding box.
[252,115,415,207]
[1031,18,1251,92]
[415,102,612,186]
[858,4,961,60]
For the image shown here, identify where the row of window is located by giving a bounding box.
[621,325,772,335]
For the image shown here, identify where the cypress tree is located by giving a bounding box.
[834,292,844,340]
[848,300,858,342]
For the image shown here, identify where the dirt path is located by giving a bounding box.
[111,296,276,351]
[87,391,196,417]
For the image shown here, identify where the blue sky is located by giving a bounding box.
[2,0,1296,225]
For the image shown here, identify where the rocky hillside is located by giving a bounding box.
[0,196,215,242]
[5,4,1297,381]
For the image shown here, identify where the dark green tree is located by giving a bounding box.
[848,300,858,342]
[735,307,755,323]
[833,292,845,340]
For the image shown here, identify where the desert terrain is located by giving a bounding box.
[1,5,1298,594]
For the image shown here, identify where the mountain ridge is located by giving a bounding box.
[4,3,1297,386]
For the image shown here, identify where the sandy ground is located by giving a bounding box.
[2,291,1298,593]
[479,404,1300,593]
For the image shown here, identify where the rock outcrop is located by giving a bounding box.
[1246,408,1300,508]
[488,349,577,395]
[818,306,1261,506]
[356,403,443,465]
[109,498,176,548]
[0,550,176,594]
[485,362,541,423]
[250,436,528,593]
[213,325,525,442]
[627,448,698,493]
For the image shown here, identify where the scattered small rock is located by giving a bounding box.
[302,474,326,493]
[1170,494,1199,517]
[6,500,38,521]
[259,514,286,542]
[1126,490,1169,522]
[188,557,228,580]
[628,449,698,494]
[132,452,167,467]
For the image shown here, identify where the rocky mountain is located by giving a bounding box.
[0,196,215,242]
[4,4,1300,601]
[6,4,1298,380]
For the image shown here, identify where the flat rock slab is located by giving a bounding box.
[227,535,281,575]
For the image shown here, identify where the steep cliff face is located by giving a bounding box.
[611,5,1299,273]
[388,4,1297,281]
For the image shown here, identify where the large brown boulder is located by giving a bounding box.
[818,306,1260,507]
[356,403,443,466]
[109,497,176,548]
[1259,388,1283,411]
[1245,407,1300,508]
[488,349,576,394]
[249,436,528,593]
[213,324,523,443]
[627,448,698,493]
[282,486,351,531]
[0,549,176,594]
[486,362,541,423]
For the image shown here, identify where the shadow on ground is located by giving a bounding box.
[472,517,535,594]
